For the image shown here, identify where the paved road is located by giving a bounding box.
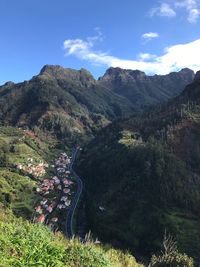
[66,148,83,238]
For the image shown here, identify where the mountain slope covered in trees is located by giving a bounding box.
[0,65,198,266]
[0,65,134,145]
[78,71,200,263]
[99,67,194,108]
[0,65,194,146]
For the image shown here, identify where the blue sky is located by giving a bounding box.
[1,0,200,85]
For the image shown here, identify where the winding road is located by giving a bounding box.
[66,148,83,238]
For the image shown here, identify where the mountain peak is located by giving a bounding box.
[177,68,195,79]
[194,70,200,82]
[98,67,195,106]
[101,67,146,80]
[2,81,15,87]
[179,68,194,74]
[39,64,63,75]
[38,64,96,86]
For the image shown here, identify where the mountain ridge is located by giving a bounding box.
[98,66,195,107]
[78,74,200,262]
[0,65,134,145]
[0,64,199,265]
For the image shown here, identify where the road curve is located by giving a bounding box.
[66,148,83,239]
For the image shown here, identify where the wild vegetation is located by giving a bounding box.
[0,65,134,146]
[78,72,200,264]
[0,126,59,219]
[0,205,144,267]
[0,126,144,266]
[99,67,194,107]
[150,232,194,267]
[0,66,199,266]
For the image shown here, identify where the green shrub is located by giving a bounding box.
[150,251,194,267]
[105,247,144,267]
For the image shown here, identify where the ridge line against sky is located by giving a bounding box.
[63,32,200,75]
[1,0,200,84]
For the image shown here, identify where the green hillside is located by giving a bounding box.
[78,74,200,263]
[0,65,134,146]
[98,67,194,107]
[0,66,198,266]
[0,125,145,267]
[0,205,144,267]
[0,126,58,219]
[0,65,194,146]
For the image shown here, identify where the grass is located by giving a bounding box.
[0,210,144,267]
[0,168,37,218]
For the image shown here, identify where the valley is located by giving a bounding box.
[0,65,199,266]
[2,1,200,265]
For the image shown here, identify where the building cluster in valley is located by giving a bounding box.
[34,152,75,226]
[16,158,48,178]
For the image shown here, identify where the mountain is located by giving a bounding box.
[78,73,200,263]
[0,65,197,266]
[0,65,195,146]
[98,67,194,107]
[0,65,134,145]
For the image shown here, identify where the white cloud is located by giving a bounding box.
[138,53,157,61]
[142,32,159,42]
[150,3,176,17]
[175,0,200,23]
[188,8,200,22]
[63,34,200,75]
[151,0,200,23]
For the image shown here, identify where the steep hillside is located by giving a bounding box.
[98,67,194,107]
[0,206,144,267]
[78,72,200,263]
[0,126,59,219]
[0,65,198,265]
[0,65,194,146]
[0,65,134,145]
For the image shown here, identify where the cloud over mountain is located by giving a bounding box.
[64,34,200,75]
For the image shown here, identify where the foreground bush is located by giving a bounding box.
[150,251,194,267]
[0,218,143,267]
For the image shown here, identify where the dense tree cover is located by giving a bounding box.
[78,76,200,264]
[0,65,135,146]
[0,65,194,147]
[99,67,194,107]
[79,131,200,261]
[0,66,199,265]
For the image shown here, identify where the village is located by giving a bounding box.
[33,152,75,229]
[16,158,48,178]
